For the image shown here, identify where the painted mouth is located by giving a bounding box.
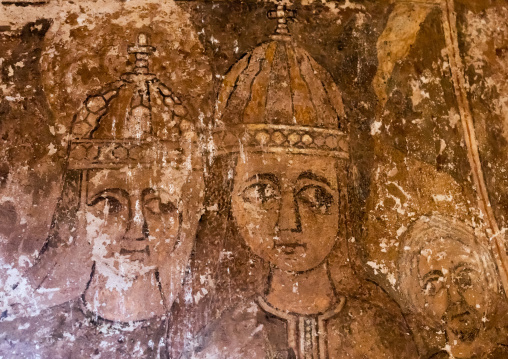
[120,245,150,258]
[448,312,480,342]
[448,310,480,333]
[451,311,471,321]
[274,242,307,255]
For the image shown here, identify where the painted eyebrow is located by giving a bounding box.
[245,173,280,187]
[453,262,475,272]
[296,171,333,188]
[422,269,444,282]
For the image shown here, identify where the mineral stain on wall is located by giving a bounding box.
[1,0,508,358]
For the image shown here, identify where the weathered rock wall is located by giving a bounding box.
[1,1,508,358]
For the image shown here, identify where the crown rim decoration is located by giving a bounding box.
[213,124,348,159]
[67,139,184,170]
[67,33,192,170]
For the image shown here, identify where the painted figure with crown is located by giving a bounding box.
[182,4,417,359]
[0,34,203,358]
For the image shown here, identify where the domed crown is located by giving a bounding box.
[213,4,348,158]
[68,33,193,169]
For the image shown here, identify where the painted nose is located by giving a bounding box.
[447,284,462,302]
[278,192,300,232]
[125,200,147,241]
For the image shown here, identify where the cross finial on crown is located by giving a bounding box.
[127,33,156,74]
[267,3,296,40]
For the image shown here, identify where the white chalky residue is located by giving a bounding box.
[251,324,264,336]
[396,225,407,237]
[86,212,154,292]
[193,287,208,304]
[410,78,430,107]
[63,332,76,342]
[367,260,397,287]
[18,323,30,330]
[387,167,398,177]
[47,143,57,156]
[432,194,453,202]
[370,120,382,135]
[0,262,41,321]
[439,139,446,155]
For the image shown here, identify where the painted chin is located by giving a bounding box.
[268,245,316,271]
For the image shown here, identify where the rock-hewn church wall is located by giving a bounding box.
[1,1,508,358]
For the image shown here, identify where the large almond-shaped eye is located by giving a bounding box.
[241,183,280,208]
[296,185,333,214]
[422,276,445,296]
[144,197,177,215]
[453,269,474,290]
[89,195,124,215]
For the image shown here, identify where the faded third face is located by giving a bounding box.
[417,239,493,342]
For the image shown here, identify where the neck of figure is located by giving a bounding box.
[266,262,335,315]
[84,268,165,322]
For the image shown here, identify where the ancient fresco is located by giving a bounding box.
[1,0,508,358]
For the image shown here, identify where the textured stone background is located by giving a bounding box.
[2,0,508,357]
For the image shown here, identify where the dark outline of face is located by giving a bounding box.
[417,239,491,342]
[231,152,342,273]
[85,168,182,276]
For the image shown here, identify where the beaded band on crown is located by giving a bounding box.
[67,139,184,170]
[213,124,348,158]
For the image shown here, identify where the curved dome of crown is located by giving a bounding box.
[71,78,190,142]
[66,34,196,170]
[215,39,346,131]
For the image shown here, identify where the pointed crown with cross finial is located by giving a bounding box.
[267,3,296,41]
[213,2,348,159]
[67,33,194,170]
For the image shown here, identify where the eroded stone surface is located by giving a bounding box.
[1,1,508,358]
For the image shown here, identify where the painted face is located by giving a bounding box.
[416,239,494,342]
[231,152,340,272]
[85,166,184,281]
